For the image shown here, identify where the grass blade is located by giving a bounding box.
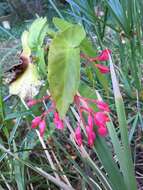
[109,53,137,190]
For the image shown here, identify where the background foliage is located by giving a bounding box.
[0,0,143,189]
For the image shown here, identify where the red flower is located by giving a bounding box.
[80,49,111,63]
[86,126,96,147]
[96,100,110,112]
[39,120,46,137]
[94,112,109,127]
[94,49,111,62]
[31,116,41,129]
[75,126,82,146]
[53,112,64,130]
[88,113,93,130]
[98,127,108,137]
[95,64,110,73]
[56,120,64,129]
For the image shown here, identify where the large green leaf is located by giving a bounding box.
[48,25,86,118]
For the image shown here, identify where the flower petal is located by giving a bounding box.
[95,49,111,62]
[95,64,110,73]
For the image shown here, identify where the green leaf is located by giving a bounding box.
[53,17,73,31]
[28,17,48,50]
[80,38,96,56]
[21,31,31,56]
[37,47,47,76]
[79,82,97,99]
[48,25,86,118]
[109,55,137,190]
[94,137,126,190]
[28,17,48,77]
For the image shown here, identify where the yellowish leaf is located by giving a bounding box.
[9,63,41,100]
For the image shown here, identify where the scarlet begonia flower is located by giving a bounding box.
[96,100,110,112]
[39,120,46,137]
[98,127,108,137]
[56,120,64,129]
[81,49,111,63]
[94,112,109,127]
[31,116,41,129]
[95,64,110,73]
[93,49,112,62]
[53,112,64,129]
[74,95,110,147]
[88,113,93,130]
[75,126,82,146]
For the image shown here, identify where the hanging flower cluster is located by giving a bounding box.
[27,96,64,137]
[80,49,111,74]
[74,95,110,147]
[27,93,110,147]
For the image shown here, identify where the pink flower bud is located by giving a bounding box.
[75,126,82,146]
[39,120,46,137]
[88,114,93,130]
[27,99,37,107]
[86,126,96,147]
[31,116,41,129]
[53,112,64,130]
[96,100,110,112]
[98,127,108,137]
[95,64,110,73]
[94,112,109,127]
[53,112,60,125]
[54,112,59,120]
[56,120,64,130]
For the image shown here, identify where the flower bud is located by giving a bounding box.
[98,127,108,137]
[31,116,41,129]
[95,49,111,62]
[88,113,93,130]
[94,112,109,127]
[95,64,110,73]
[56,120,64,130]
[75,126,82,146]
[86,126,96,147]
[53,112,64,130]
[96,100,110,112]
[39,120,46,137]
